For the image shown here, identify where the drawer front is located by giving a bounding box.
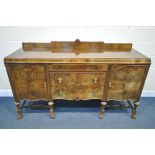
[50,72,77,87]
[77,73,106,87]
[51,86,76,99]
[51,86,104,100]
[77,86,104,99]
[50,72,106,100]
[48,64,108,72]
[50,72,106,87]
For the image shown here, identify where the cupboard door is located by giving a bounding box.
[6,64,48,100]
[108,65,147,100]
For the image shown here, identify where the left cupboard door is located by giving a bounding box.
[6,64,48,101]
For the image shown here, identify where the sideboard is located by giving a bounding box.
[4,39,151,119]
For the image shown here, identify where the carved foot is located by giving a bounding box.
[99,101,107,119]
[48,102,55,119]
[15,102,23,119]
[131,101,140,119]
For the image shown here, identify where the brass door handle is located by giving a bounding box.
[44,82,47,88]
[109,82,112,88]
[58,78,62,84]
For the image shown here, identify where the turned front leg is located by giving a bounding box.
[15,102,23,119]
[48,101,55,119]
[131,101,140,119]
[99,101,107,119]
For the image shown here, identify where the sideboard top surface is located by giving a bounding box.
[4,41,151,64]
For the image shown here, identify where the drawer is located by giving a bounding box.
[51,86,104,100]
[77,73,106,87]
[50,72,106,87]
[51,86,76,99]
[50,72,77,87]
[48,64,108,72]
[77,86,104,99]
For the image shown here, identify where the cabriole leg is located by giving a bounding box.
[99,101,107,119]
[15,101,23,119]
[48,101,55,119]
[131,101,140,119]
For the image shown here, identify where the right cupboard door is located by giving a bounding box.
[107,65,148,100]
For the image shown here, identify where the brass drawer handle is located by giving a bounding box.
[92,90,97,97]
[93,78,98,84]
[58,78,62,84]
[58,90,64,96]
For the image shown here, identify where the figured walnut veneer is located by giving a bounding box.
[4,40,151,119]
[108,65,148,100]
[22,40,132,53]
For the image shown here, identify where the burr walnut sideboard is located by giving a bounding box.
[4,40,151,119]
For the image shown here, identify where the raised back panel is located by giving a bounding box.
[22,39,132,54]
[22,42,51,51]
[104,43,132,51]
[51,40,104,54]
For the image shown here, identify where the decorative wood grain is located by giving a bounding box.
[4,47,151,64]
[50,72,77,87]
[50,72,106,100]
[4,40,151,119]
[22,42,51,51]
[107,65,148,100]
[6,64,48,101]
[22,40,132,54]
[49,64,108,72]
